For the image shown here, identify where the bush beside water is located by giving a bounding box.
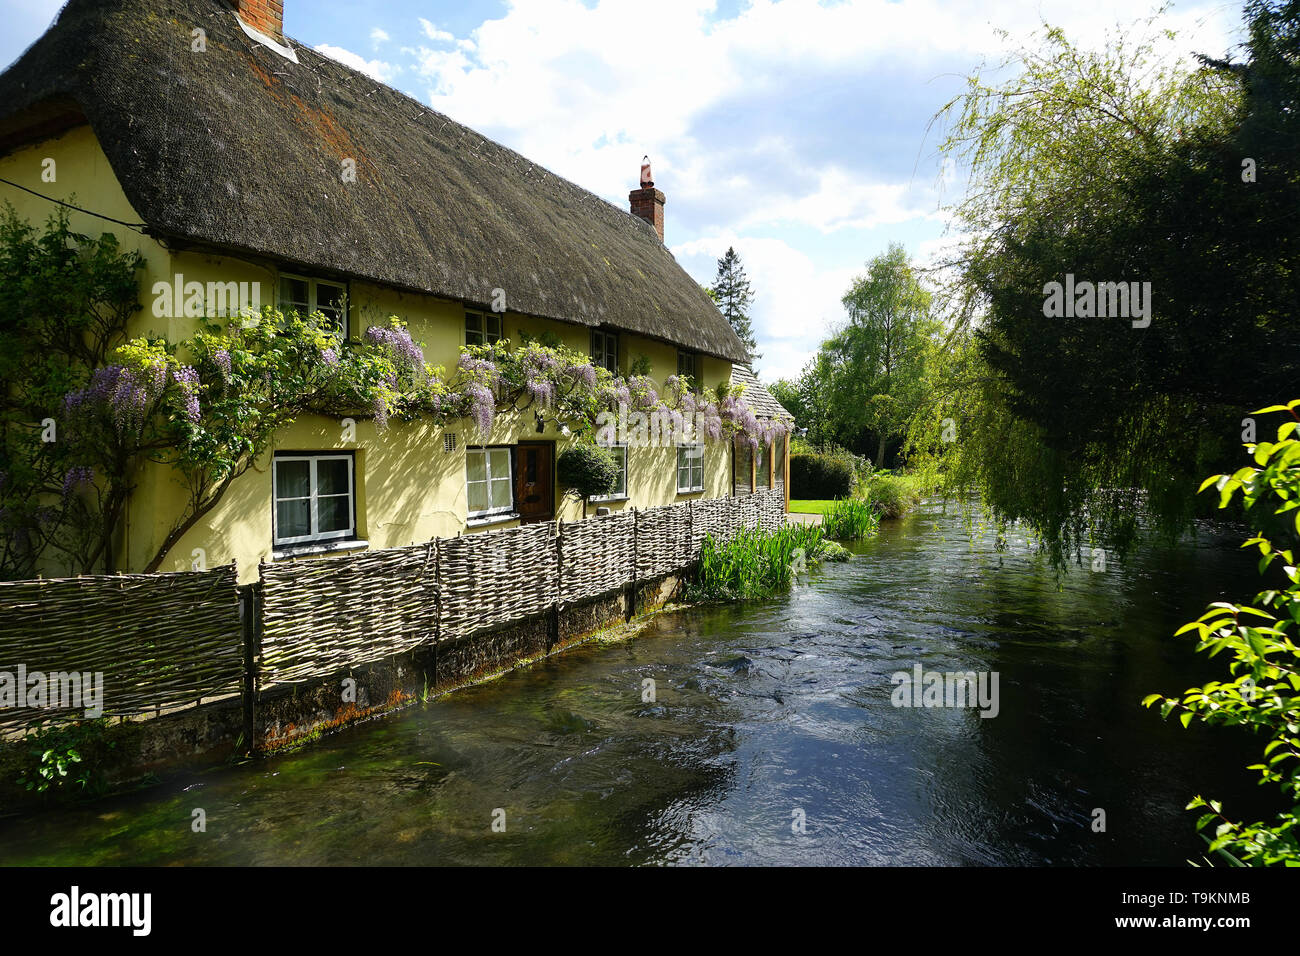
[790,454,854,499]
[691,524,831,601]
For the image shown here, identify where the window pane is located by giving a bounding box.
[467,481,488,513]
[486,315,502,341]
[317,458,349,496]
[276,498,311,539]
[489,448,510,479]
[275,460,311,499]
[489,477,513,511]
[467,451,487,483]
[317,494,351,533]
[316,283,344,311]
[280,277,308,307]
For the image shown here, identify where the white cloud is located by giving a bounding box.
[674,233,858,381]
[419,17,455,43]
[370,27,390,47]
[314,43,400,83]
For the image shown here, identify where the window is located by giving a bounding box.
[592,443,628,501]
[677,349,698,389]
[279,274,347,340]
[273,453,355,546]
[733,436,752,495]
[466,446,514,517]
[756,439,771,491]
[677,444,704,493]
[591,330,618,374]
[466,310,503,347]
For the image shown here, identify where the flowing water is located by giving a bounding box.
[0,500,1275,866]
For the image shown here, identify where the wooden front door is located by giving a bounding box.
[514,442,554,523]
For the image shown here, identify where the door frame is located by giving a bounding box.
[513,440,555,523]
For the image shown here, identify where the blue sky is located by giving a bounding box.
[1,0,1246,381]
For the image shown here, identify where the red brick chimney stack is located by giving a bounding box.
[629,155,666,242]
[230,0,284,40]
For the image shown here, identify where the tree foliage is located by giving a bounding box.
[914,2,1299,566]
[708,246,759,361]
[1145,400,1300,866]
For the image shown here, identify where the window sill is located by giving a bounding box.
[676,489,705,497]
[590,495,629,504]
[272,538,368,561]
[467,512,519,529]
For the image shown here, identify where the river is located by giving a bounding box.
[0,499,1273,865]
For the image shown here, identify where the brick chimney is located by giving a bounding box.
[230,0,284,40]
[629,156,666,242]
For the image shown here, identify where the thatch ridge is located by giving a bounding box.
[0,0,750,362]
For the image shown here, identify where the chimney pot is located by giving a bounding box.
[629,157,665,242]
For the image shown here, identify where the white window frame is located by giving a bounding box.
[466,310,503,347]
[676,443,704,494]
[278,273,347,340]
[466,445,515,518]
[591,443,628,502]
[591,329,619,374]
[272,453,356,546]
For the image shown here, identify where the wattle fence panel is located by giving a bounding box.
[0,492,787,729]
[0,566,242,732]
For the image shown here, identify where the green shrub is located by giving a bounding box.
[691,524,826,601]
[8,719,124,801]
[557,443,618,514]
[790,453,854,499]
[821,497,879,539]
[866,472,926,519]
[1143,400,1300,866]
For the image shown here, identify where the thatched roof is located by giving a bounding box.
[730,365,792,421]
[0,0,750,363]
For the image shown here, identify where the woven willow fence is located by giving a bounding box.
[0,566,243,732]
[256,489,787,688]
[0,491,787,729]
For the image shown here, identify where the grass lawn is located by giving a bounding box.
[789,499,847,514]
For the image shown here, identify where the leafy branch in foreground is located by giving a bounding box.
[1143,400,1300,866]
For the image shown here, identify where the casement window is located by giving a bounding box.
[677,443,704,494]
[756,438,771,491]
[591,329,618,374]
[279,274,347,340]
[677,349,698,388]
[733,435,752,496]
[591,443,628,501]
[466,445,514,517]
[466,310,503,347]
[272,453,356,546]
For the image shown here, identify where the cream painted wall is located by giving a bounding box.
[2,125,739,584]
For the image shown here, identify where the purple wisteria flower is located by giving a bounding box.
[171,366,201,423]
[464,382,495,434]
[372,393,389,431]
[213,348,232,382]
[457,354,500,386]
[61,466,93,499]
[320,347,339,367]
[365,325,424,370]
[526,377,555,408]
[564,362,598,388]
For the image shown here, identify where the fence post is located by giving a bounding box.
[549,521,561,650]
[626,507,638,622]
[240,578,258,755]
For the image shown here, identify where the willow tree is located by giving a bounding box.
[829,244,939,466]
[920,3,1299,565]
